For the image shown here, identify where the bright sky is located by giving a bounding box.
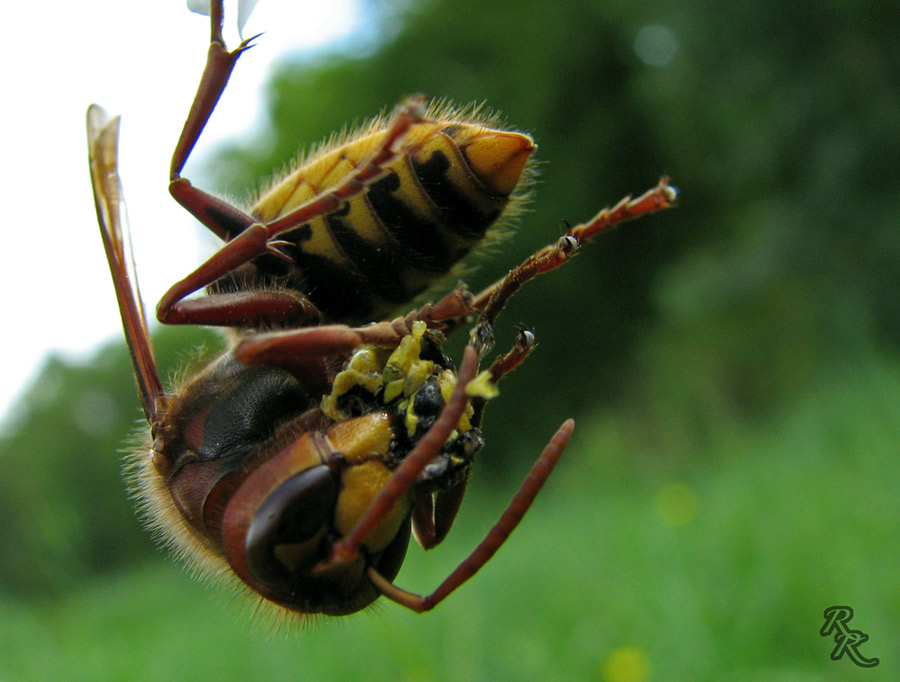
[0,1,364,427]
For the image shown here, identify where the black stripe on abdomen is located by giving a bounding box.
[411,150,504,238]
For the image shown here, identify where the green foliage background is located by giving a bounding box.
[2,0,898,679]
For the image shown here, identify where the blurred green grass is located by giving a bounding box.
[2,353,895,681]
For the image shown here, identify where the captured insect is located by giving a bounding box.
[87,0,676,618]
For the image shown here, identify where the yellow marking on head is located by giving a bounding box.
[325,411,393,462]
[334,460,412,552]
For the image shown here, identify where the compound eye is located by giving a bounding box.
[189,366,310,462]
[241,465,339,588]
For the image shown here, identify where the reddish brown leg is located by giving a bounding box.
[369,418,575,613]
[159,0,292,324]
[159,289,321,327]
[157,4,433,329]
[263,95,427,237]
[231,276,482,368]
[486,325,536,383]
[169,0,260,241]
[234,316,426,369]
[169,181,259,243]
[170,0,254,185]
[411,323,536,550]
[474,179,677,334]
[404,283,477,329]
[435,178,678,344]
[157,95,428,327]
[229,313,454,395]
[156,221,317,326]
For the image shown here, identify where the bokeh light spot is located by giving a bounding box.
[601,646,651,682]
[634,24,678,66]
[655,482,698,527]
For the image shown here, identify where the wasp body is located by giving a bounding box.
[137,319,488,615]
[160,91,536,330]
[88,0,676,620]
[239,113,535,324]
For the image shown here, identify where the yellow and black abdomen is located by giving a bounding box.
[248,115,535,324]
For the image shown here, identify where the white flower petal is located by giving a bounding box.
[185,0,210,17]
[237,0,262,35]
[186,0,261,37]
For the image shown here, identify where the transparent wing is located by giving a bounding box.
[87,105,163,423]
